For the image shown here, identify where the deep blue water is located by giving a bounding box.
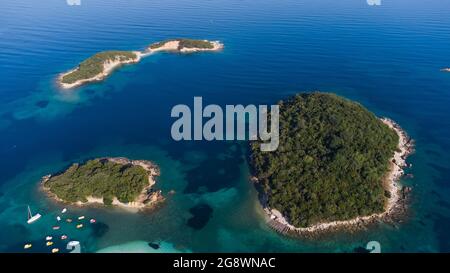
[1,0,450,252]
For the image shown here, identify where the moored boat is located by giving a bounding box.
[26,205,41,224]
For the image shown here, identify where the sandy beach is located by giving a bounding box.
[260,118,415,236]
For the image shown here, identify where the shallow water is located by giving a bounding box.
[1,0,450,252]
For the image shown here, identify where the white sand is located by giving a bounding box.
[96,240,189,253]
[149,40,180,52]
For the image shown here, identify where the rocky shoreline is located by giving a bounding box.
[41,157,164,212]
[255,118,415,237]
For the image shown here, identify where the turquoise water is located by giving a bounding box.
[1,0,450,252]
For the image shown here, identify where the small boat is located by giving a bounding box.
[46,236,52,241]
[89,218,96,224]
[61,235,68,240]
[51,248,59,253]
[78,216,85,220]
[24,244,32,249]
[46,241,54,246]
[76,224,83,229]
[56,216,61,221]
[61,208,67,214]
[52,226,60,230]
[26,205,41,224]
[66,218,73,223]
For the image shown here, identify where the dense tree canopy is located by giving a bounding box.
[250,93,399,227]
[44,159,149,204]
[61,51,137,84]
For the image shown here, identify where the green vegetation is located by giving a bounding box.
[149,40,168,49]
[250,93,399,227]
[149,39,214,50]
[177,39,214,49]
[44,159,150,204]
[61,51,137,84]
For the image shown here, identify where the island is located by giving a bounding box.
[148,38,223,53]
[58,39,223,89]
[249,92,414,235]
[41,157,164,211]
[59,51,142,89]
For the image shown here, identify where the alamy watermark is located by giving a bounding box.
[67,0,81,6]
[367,0,381,6]
[170,97,280,152]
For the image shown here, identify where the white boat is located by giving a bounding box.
[27,205,41,224]
[56,216,61,221]
[61,208,67,214]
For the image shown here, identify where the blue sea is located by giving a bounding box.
[1,0,450,253]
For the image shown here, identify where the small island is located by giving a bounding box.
[59,51,142,89]
[41,157,164,211]
[250,92,414,235]
[148,38,223,53]
[58,39,223,89]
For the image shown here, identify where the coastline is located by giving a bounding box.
[58,51,143,89]
[41,157,164,213]
[257,118,415,236]
[58,40,223,90]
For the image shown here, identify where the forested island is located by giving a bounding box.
[58,39,223,89]
[42,157,164,211]
[250,92,414,234]
[59,51,141,89]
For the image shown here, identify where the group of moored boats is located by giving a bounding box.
[24,206,96,253]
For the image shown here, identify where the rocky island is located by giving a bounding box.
[250,92,414,235]
[41,157,164,211]
[58,39,223,89]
